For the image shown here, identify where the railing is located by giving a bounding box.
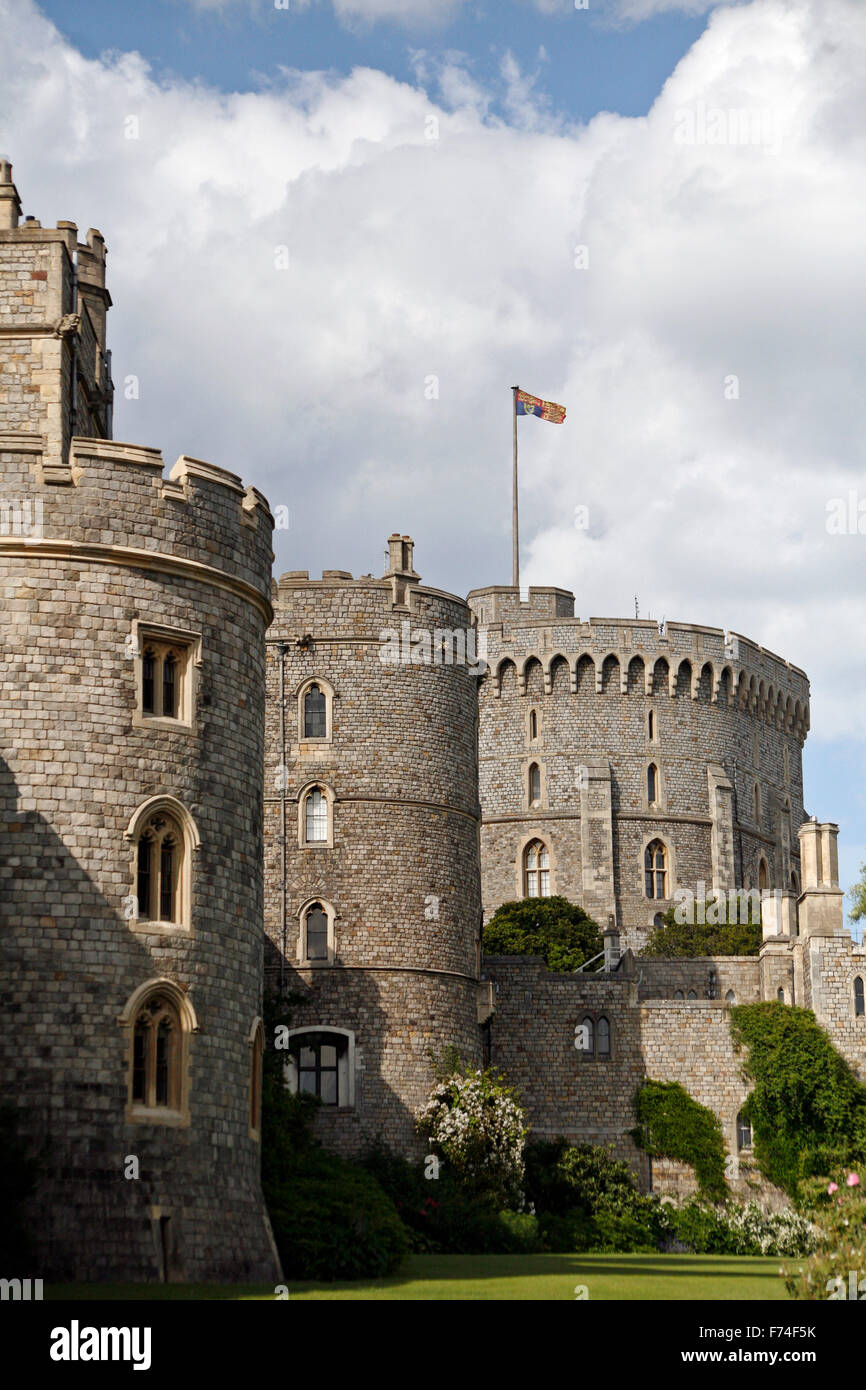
[574,950,606,974]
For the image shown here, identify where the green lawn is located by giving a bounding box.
[50,1252,792,1301]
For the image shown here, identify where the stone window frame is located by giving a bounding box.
[645,758,664,810]
[527,760,544,810]
[248,1017,264,1141]
[519,833,553,898]
[576,1011,613,1062]
[124,795,201,935]
[853,975,865,1020]
[296,897,338,966]
[118,978,197,1128]
[758,855,769,892]
[754,781,762,828]
[131,620,202,733]
[297,781,335,849]
[285,1026,356,1109]
[647,707,658,744]
[527,706,540,745]
[736,1108,753,1152]
[296,675,335,747]
[639,832,676,904]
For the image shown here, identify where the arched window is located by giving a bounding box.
[777,987,785,1003]
[581,1017,594,1055]
[737,1111,752,1150]
[287,1030,352,1107]
[529,763,541,806]
[674,989,684,1001]
[725,989,737,1005]
[524,839,550,898]
[249,1019,264,1139]
[132,994,181,1111]
[529,709,538,741]
[644,839,668,899]
[597,1016,611,1057]
[855,977,865,1018]
[136,810,183,924]
[758,858,769,892]
[303,684,327,739]
[301,901,332,962]
[653,912,664,928]
[687,989,697,1001]
[303,787,329,844]
[648,709,655,741]
[297,677,334,745]
[791,870,799,894]
[647,763,658,805]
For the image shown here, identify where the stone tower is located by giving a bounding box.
[265,537,484,1156]
[0,164,279,1281]
[468,584,810,951]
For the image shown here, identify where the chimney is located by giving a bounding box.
[0,160,22,230]
[797,820,844,937]
[383,533,420,610]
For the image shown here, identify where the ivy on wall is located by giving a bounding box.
[631,1080,728,1199]
[729,1000,866,1197]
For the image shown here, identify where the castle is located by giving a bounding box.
[1,166,863,1282]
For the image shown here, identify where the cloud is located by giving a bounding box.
[0,0,864,801]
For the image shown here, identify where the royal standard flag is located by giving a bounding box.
[516,388,566,424]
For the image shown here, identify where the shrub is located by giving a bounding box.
[360,1141,538,1254]
[524,1138,667,1252]
[416,1067,528,1209]
[261,995,408,1281]
[669,1198,813,1257]
[632,1080,727,1199]
[729,1001,866,1197]
[640,904,761,957]
[785,1171,866,1299]
[482,897,603,973]
[269,1154,409,1281]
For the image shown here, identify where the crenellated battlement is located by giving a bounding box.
[0,433,274,615]
[469,588,810,742]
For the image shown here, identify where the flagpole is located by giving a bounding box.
[512,385,519,590]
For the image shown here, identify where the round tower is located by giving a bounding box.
[0,167,279,1282]
[468,584,810,952]
[266,536,483,1156]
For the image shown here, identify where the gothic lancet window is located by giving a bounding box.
[523,840,550,898]
[644,839,668,899]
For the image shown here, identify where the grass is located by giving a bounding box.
[50,1252,791,1301]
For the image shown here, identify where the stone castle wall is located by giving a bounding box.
[469,585,809,951]
[265,560,483,1156]
[0,167,279,1282]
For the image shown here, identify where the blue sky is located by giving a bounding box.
[2,0,864,915]
[39,0,707,125]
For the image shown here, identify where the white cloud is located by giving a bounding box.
[0,0,864,805]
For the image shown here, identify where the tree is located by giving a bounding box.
[482,896,603,972]
[849,862,866,924]
[640,904,761,957]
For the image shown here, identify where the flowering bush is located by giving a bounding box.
[669,1198,814,1257]
[784,1171,866,1299]
[416,1067,528,1209]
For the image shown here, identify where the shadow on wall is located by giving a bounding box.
[263,934,437,1164]
[0,754,272,1283]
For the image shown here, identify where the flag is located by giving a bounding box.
[516,388,566,424]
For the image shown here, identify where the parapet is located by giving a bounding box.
[469,585,810,742]
[0,433,274,616]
